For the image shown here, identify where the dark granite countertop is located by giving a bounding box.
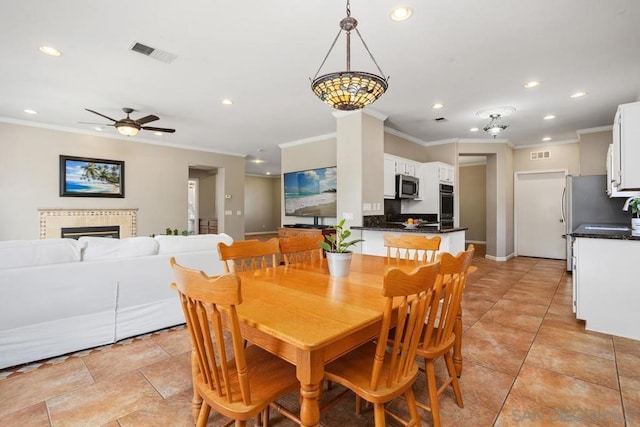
[570,223,640,240]
[352,225,468,234]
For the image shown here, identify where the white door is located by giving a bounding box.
[515,171,566,259]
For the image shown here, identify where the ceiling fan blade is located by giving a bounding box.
[142,126,176,133]
[136,114,159,125]
[85,108,117,122]
[78,121,115,126]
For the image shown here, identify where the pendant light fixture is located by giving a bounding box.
[483,113,509,138]
[310,0,389,110]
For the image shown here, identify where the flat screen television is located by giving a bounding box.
[284,166,337,218]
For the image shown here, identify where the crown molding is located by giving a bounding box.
[278,132,336,148]
[576,125,613,135]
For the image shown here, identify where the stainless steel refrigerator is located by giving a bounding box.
[562,175,629,271]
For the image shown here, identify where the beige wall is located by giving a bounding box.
[189,169,217,219]
[0,122,246,240]
[458,142,514,260]
[578,130,611,175]
[244,175,280,233]
[514,142,579,174]
[384,132,428,162]
[459,164,487,242]
[280,137,337,226]
[425,142,457,164]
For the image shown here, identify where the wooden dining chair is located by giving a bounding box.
[453,244,475,378]
[278,235,324,265]
[218,238,281,272]
[170,258,299,427]
[384,234,441,264]
[414,246,474,427]
[321,262,441,426]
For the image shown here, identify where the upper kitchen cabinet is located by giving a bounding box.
[611,102,640,191]
[423,162,455,185]
[384,156,396,199]
[384,154,421,199]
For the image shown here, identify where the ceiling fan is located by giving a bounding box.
[84,107,176,136]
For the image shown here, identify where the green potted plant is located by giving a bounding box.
[319,218,364,277]
[623,196,640,234]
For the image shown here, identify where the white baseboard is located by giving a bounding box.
[485,252,516,262]
[245,231,278,236]
[465,240,487,244]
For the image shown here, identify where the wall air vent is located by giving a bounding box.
[530,150,551,160]
[130,42,177,64]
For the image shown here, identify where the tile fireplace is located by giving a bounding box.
[38,209,137,239]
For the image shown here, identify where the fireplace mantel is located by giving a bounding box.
[38,208,138,239]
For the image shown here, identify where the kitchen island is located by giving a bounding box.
[570,224,640,340]
[351,225,467,257]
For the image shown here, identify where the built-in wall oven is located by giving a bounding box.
[439,184,454,228]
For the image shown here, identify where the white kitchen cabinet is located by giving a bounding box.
[423,161,455,185]
[611,102,640,191]
[384,157,396,199]
[395,159,416,177]
[573,237,640,340]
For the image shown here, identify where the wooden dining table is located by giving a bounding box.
[227,253,420,427]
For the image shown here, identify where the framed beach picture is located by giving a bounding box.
[59,155,125,198]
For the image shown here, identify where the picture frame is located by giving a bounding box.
[59,155,125,198]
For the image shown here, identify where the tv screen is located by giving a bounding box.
[284,166,337,217]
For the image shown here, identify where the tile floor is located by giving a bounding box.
[1,253,639,426]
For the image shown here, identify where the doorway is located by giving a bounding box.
[187,179,199,235]
[515,170,567,259]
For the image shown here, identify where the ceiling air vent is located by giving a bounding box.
[130,42,177,64]
[434,117,447,122]
[530,150,551,160]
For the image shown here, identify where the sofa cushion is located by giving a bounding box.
[79,236,160,261]
[155,233,233,254]
[0,239,84,269]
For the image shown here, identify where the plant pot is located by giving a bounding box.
[326,252,353,277]
[632,217,640,235]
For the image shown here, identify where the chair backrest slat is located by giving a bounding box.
[279,236,325,265]
[421,247,474,351]
[384,234,441,264]
[170,257,251,405]
[218,238,281,272]
[370,262,440,391]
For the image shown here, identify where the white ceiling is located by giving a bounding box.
[2,0,640,175]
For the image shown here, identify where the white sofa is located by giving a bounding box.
[0,233,233,369]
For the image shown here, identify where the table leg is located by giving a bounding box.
[453,304,463,377]
[296,349,324,427]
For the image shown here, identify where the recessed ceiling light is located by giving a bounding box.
[221,99,233,105]
[431,103,444,109]
[266,172,271,175]
[542,137,552,141]
[543,114,556,120]
[570,91,587,98]
[390,7,412,21]
[39,46,62,56]
[524,80,541,89]
[252,159,264,164]
[469,127,479,132]
[95,127,102,132]
[23,109,38,114]
[154,132,163,136]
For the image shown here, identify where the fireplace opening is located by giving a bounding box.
[61,226,120,239]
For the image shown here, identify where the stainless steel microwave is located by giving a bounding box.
[396,174,419,199]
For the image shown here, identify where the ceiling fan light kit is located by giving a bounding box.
[85,107,175,136]
[310,0,388,110]
[483,113,509,138]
